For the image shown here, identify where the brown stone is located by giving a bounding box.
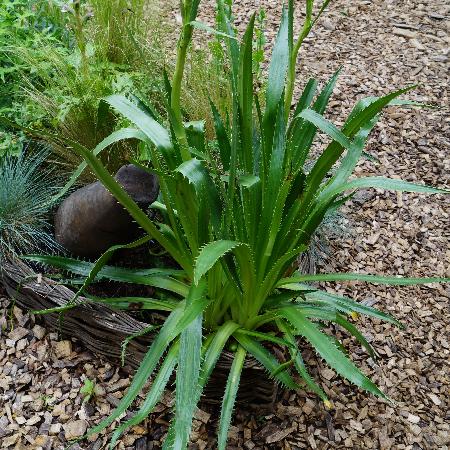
[54,164,159,257]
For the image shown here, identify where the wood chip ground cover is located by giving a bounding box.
[1,0,449,448]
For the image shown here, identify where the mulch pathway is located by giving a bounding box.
[1,0,449,448]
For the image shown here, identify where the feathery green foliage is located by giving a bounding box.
[26,0,450,448]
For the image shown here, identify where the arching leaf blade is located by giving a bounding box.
[278,307,387,399]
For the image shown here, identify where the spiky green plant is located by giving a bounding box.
[23,0,450,448]
[0,149,60,258]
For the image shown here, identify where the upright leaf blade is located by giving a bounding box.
[84,284,209,439]
[173,313,203,449]
[264,6,289,122]
[106,95,176,167]
[217,346,246,450]
[194,240,240,284]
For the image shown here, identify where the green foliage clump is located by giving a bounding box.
[1,0,232,174]
[0,149,60,258]
[0,0,162,174]
[23,0,450,449]
[0,0,64,156]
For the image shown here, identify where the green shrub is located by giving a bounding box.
[24,0,450,448]
[0,149,60,258]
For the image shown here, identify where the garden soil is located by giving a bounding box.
[0,0,448,448]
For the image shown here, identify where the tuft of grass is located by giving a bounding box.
[0,148,61,258]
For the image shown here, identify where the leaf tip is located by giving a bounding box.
[323,399,333,410]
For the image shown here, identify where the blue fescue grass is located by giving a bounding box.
[0,148,61,258]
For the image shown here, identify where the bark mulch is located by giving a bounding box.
[1,0,449,448]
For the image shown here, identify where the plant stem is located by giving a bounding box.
[171,3,196,161]
[73,1,89,77]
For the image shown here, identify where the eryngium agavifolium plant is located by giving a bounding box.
[25,0,449,448]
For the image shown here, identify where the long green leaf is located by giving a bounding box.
[199,321,241,388]
[163,321,242,450]
[106,95,176,167]
[322,176,450,201]
[24,255,189,296]
[278,307,387,399]
[305,86,414,199]
[173,313,203,449]
[335,313,377,358]
[108,341,179,449]
[277,319,329,402]
[217,346,246,450]
[298,109,352,149]
[299,286,401,327]
[53,127,146,204]
[72,235,151,302]
[291,69,341,168]
[278,273,450,286]
[194,240,239,284]
[89,296,178,311]
[175,158,222,236]
[238,14,256,173]
[264,6,289,124]
[210,100,231,171]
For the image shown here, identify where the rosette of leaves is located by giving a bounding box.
[0,149,60,258]
[23,0,449,448]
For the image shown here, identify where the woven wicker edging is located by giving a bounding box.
[1,257,277,410]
